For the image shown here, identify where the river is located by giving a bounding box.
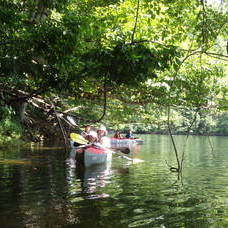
[0,135,228,227]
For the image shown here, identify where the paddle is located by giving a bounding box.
[112,150,144,164]
[70,133,88,145]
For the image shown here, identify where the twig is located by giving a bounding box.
[131,0,140,43]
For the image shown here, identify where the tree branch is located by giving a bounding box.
[131,0,140,43]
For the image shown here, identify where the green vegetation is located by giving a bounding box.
[0,0,228,141]
[0,106,22,144]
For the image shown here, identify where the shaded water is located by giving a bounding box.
[0,135,228,227]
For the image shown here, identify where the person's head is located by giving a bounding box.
[86,131,97,143]
[84,125,91,133]
[97,125,107,136]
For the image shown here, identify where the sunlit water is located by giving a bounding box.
[0,135,228,227]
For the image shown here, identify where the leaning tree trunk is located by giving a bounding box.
[11,100,28,123]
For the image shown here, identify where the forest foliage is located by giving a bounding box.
[0,0,228,141]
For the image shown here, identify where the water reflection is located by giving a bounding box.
[66,149,112,200]
[66,144,141,201]
[76,163,112,199]
[1,135,228,227]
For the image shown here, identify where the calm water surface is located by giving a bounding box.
[0,135,228,227]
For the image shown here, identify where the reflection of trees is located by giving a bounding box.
[0,165,24,227]
[0,143,150,227]
[1,136,228,227]
[0,148,83,227]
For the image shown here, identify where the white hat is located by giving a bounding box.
[98,125,107,131]
[88,131,97,138]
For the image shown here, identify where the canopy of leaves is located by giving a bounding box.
[0,0,227,129]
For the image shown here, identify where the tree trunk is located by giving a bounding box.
[13,101,28,123]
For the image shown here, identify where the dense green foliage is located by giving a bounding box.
[0,0,228,140]
[0,106,22,143]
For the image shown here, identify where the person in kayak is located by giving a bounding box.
[113,130,122,139]
[81,125,91,138]
[86,131,98,143]
[125,129,133,139]
[97,125,111,148]
[76,131,98,153]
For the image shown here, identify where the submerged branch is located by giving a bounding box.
[167,106,181,172]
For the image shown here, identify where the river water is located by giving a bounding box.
[0,135,228,227]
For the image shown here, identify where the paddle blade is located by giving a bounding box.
[132,158,144,164]
[70,133,88,145]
